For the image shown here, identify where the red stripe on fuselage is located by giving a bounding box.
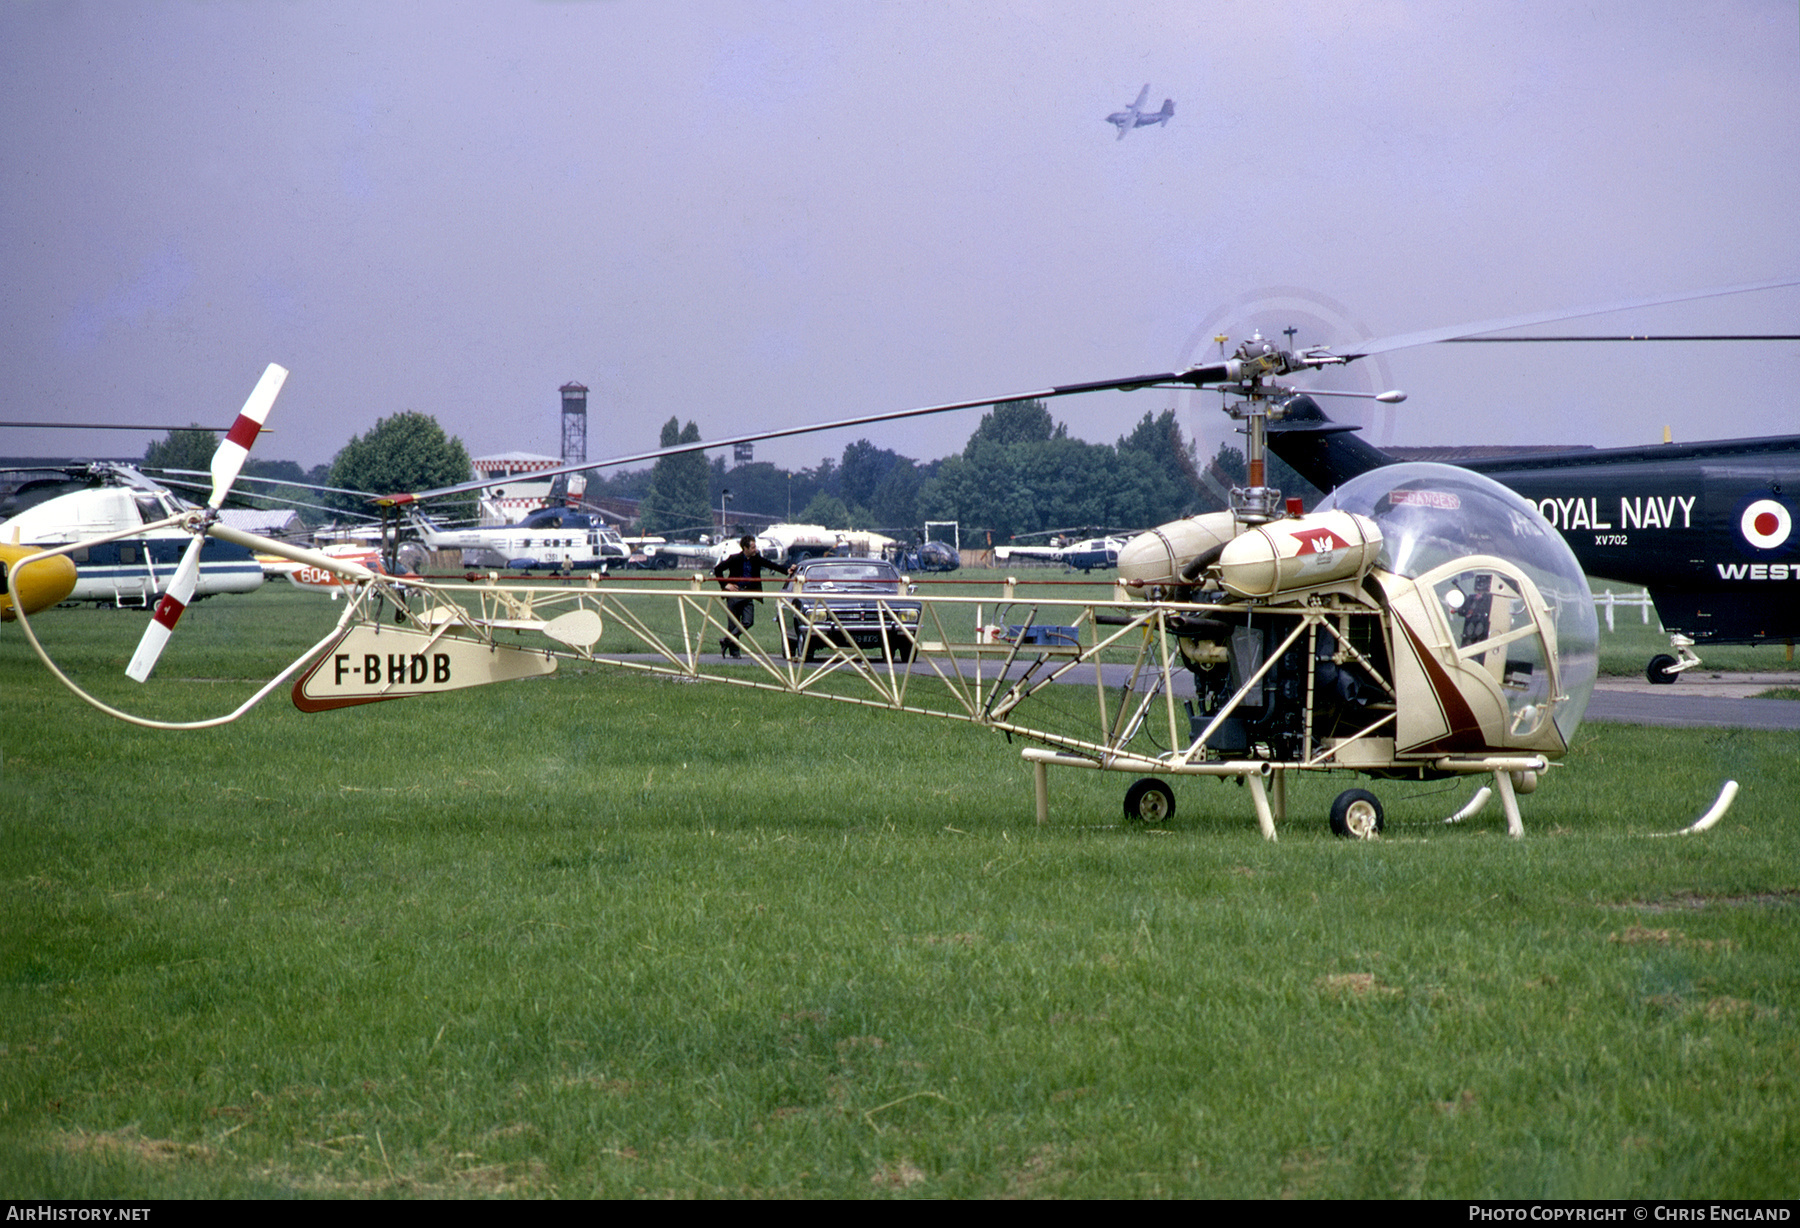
[1397,616,1488,753]
[152,593,187,630]
[224,413,261,451]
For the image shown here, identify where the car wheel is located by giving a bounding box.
[1123,777,1176,824]
[1646,653,1680,685]
[1329,789,1383,839]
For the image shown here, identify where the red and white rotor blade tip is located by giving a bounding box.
[209,363,287,507]
[127,362,287,683]
[125,534,204,682]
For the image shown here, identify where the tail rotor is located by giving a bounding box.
[126,363,287,682]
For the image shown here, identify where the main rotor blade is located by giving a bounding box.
[1337,276,1800,358]
[149,473,378,524]
[125,534,204,682]
[142,466,377,502]
[208,363,287,507]
[1443,333,1800,343]
[0,421,273,432]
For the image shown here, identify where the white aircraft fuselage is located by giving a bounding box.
[0,482,263,606]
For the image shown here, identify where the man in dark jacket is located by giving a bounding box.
[711,536,795,658]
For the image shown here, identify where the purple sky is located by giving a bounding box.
[3,1,1796,477]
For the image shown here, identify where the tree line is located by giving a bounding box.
[142,411,474,525]
[605,398,1322,542]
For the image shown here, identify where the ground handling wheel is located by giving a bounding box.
[1123,777,1176,824]
[1329,788,1384,839]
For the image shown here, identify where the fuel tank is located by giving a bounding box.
[1117,512,1239,589]
[1216,510,1382,598]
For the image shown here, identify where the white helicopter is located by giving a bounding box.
[16,279,1781,839]
[996,534,1130,571]
[400,503,632,573]
[0,461,264,609]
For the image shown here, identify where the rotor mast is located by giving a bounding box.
[1206,333,1348,524]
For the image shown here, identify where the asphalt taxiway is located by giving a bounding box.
[1587,672,1800,731]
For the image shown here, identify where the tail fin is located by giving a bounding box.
[1265,395,1395,492]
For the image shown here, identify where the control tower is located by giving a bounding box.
[559,382,588,466]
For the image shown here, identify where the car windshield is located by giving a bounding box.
[804,564,894,583]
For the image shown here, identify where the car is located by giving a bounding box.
[780,558,922,663]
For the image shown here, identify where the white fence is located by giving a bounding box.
[1592,588,1658,632]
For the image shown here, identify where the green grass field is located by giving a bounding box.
[3,585,1796,1198]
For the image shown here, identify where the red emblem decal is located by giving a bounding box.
[1293,528,1349,554]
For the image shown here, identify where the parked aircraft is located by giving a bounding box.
[1060,536,1128,570]
[1106,84,1174,139]
[282,543,389,596]
[404,504,631,571]
[644,524,895,571]
[914,540,961,572]
[0,463,263,609]
[995,535,1128,570]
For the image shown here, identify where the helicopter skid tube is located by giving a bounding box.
[1432,756,1549,839]
[1022,749,1554,840]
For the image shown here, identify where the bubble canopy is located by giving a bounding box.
[1319,462,1598,743]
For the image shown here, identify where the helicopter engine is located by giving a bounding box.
[1176,609,1393,762]
[1120,509,1390,761]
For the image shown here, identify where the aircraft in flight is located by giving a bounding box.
[1106,84,1174,139]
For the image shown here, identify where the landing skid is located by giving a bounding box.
[1023,748,1548,841]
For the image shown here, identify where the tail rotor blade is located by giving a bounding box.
[209,363,287,507]
[125,534,204,682]
[128,362,286,683]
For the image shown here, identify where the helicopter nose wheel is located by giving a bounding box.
[1123,777,1176,824]
[1646,653,1680,684]
[1329,788,1384,839]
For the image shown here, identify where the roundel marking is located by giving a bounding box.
[1740,498,1792,550]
